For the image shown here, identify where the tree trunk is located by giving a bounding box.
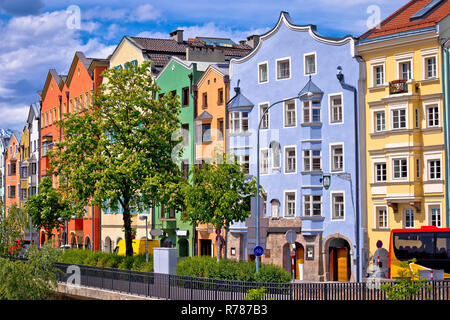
[122,202,133,257]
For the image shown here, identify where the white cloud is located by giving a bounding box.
[0,10,114,130]
[129,4,161,22]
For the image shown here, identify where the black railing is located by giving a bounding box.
[52,262,450,300]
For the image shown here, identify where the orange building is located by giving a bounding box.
[193,64,230,258]
[4,133,21,213]
[39,52,108,250]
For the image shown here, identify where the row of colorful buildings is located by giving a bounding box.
[1,0,449,282]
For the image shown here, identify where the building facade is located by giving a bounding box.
[228,12,363,281]
[357,0,450,277]
[5,132,21,213]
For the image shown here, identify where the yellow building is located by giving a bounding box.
[357,0,449,276]
[19,125,30,207]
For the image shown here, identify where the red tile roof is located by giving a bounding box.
[360,0,449,40]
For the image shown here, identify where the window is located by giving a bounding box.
[74,97,78,113]
[10,163,16,175]
[331,145,343,172]
[303,100,320,123]
[285,192,296,217]
[399,61,412,80]
[201,123,211,143]
[415,108,420,128]
[405,209,414,228]
[31,163,37,175]
[8,185,16,198]
[375,111,386,132]
[85,92,89,108]
[374,65,384,86]
[416,158,421,179]
[181,160,189,179]
[393,158,407,179]
[331,193,344,220]
[375,163,387,182]
[230,112,249,134]
[427,105,439,127]
[218,88,224,105]
[260,103,269,129]
[429,159,441,180]
[303,150,321,172]
[330,94,343,123]
[284,100,296,127]
[80,95,83,110]
[258,62,268,83]
[285,147,296,173]
[271,142,281,170]
[271,200,280,218]
[202,93,207,109]
[260,149,269,174]
[425,56,437,79]
[304,53,316,75]
[377,207,388,229]
[430,206,441,227]
[392,109,407,129]
[179,87,189,107]
[304,195,322,216]
[276,58,290,80]
[217,119,224,141]
[182,124,189,146]
[70,100,73,114]
[237,155,249,174]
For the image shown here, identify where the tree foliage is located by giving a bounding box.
[24,176,73,238]
[0,203,27,257]
[49,61,184,256]
[182,153,258,259]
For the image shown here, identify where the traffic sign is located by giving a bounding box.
[285,230,296,244]
[376,240,383,249]
[290,249,296,257]
[254,246,264,257]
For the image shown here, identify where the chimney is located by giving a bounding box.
[246,35,260,48]
[239,40,246,46]
[170,29,184,43]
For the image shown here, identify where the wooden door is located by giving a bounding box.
[295,246,304,280]
[337,247,348,282]
[329,248,336,281]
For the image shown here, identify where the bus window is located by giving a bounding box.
[393,232,435,261]
[436,233,450,259]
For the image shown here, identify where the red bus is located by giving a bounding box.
[389,226,450,279]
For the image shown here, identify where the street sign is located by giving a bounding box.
[323,175,331,190]
[150,229,165,237]
[376,240,383,249]
[285,230,296,244]
[254,246,264,257]
[290,249,296,257]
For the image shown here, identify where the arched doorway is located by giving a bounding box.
[70,234,77,248]
[178,238,189,257]
[295,242,304,280]
[104,237,112,253]
[328,238,351,282]
[282,243,291,274]
[40,231,46,246]
[84,237,91,250]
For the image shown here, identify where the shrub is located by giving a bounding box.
[255,264,291,283]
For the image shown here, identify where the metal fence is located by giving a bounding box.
[53,262,450,300]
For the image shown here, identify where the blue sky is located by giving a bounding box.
[0,0,407,131]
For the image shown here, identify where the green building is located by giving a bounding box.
[154,57,215,257]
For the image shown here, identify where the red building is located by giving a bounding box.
[39,52,109,250]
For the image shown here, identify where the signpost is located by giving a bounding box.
[254,246,264,257]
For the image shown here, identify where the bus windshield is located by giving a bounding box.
[393,232,450,261]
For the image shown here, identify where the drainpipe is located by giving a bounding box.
[336,66,361,283]
[440,37,450,227]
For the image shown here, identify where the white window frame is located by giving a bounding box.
[283,99,297,128]
[236,154,250,174]
[426,103,440,128]
[390,105,408,130]
[395,52,414,81]
[276,57,291,81]
[373,110,386,133]
[392,157,408,180]
[258,61,269,84]
[284,145,297,174]
[428,204,442,227]
[428,159,441,180]
[284,190,297,218]
[259,102,270,130]
[303,52,317,76]
[271,200,280,218]
[303,194,322,217]
[328,93,343,124]
[303,149,322,172]
[302,100,321,124]
[229,111,249,134]
[375,206,389,229]
[330,143,344,173]
[330,191,345,221]
[370,57,386,87]
[271,142,281,171]
[404,208,415,229]
[374,162,387,183]
[421,48,438,80]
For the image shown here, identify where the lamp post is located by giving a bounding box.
[139,215,149,262]
[255,91,312,273]
[336,66,361,282]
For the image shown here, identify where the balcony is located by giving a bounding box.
[389,79,408,95]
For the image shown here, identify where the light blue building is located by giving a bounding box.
[227,12,366,282]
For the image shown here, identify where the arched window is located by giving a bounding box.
[270,141,281,170]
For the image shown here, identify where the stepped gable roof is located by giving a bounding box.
[360,0,450,41]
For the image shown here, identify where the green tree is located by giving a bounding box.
[182,153,258,260]
[381,259,430,300]
[0,203,27,256]
[24,176,73,240]
[50,61,184,256]
[0,243,61,300]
